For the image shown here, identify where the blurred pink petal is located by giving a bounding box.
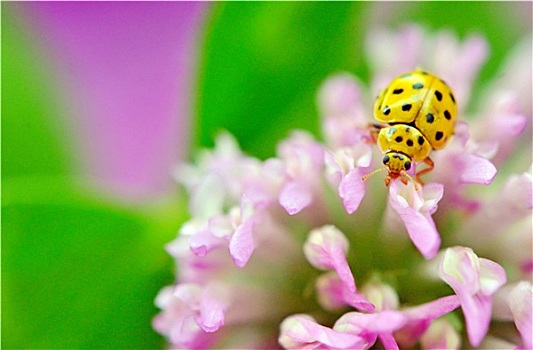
[456,153,497,185]
[279,180,313,215]
[229,215,256,268]
[23,2,205,200]
[508,282,533,349]
[197,284,230,333]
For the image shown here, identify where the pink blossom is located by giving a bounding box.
[277,132,326,215]
[279,314,367,350]
[439,246,507,347]
[304,226,357,294]
[155,22,531,349]
[152,284,228,348]
[387,181,443,259]
[508,282,533,350]
[315,272,375,312]
[317,74,370,148]
[304,226,375,312]
[495,281,533,349]
[324,143,373,214]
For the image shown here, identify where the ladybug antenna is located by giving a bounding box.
[361,166,388,182]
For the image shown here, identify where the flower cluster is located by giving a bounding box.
[154,25,532,349]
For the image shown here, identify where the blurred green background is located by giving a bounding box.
[2,2,530,348]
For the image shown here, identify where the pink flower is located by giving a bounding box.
[439,246,507,347]
[304,226,374,312]
[277,132,327,215]
[493,281,533,349]
[387,181,443,259]
[154,23,532,349]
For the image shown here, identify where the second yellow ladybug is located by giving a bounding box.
[363,69,457,187]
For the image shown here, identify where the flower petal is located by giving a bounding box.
[197,284,230,333]
[402,295,461,321]
[508,281,533,349]
[378,333,400,350]
[388,182,441,259]
[316,272,375,312]
[456,153,497,185]
[304,226,356,293]
[229,217,255,268]
[439,247,506,347]
[317,73,363,118]
[279,180,313,215]
[279,314,365,349]
[479,258,507,296]
[339,167,367,214]
[335,310,408,335]
[395,295,461,347]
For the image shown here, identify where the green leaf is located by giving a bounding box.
[195,2,367,159]
[2,178,179,349]
[1,5,72,179]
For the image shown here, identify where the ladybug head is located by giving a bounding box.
[362,152,417,189]
[382,152,411,174]
[381,152,416,188]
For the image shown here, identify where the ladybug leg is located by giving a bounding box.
[366,123,383,144]
[415,157,435,185]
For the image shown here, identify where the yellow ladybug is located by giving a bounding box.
[363,70,457,188]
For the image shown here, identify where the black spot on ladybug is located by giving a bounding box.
[383,107,391,115]
[435,131,444,141]
[435,90,443,101]
[393,88,404,94]
[444,110,451,120]
[406,139,414,147]
[426,113,435,124]
[395,136,403,143]
[382,155,390,164]
[421,71,429,75]
[413,82,424,89]
[406,127,411,133]
[404,161,412,170]
[450,92,456,104]
[418,136,425,145]
[402,103,412,111]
